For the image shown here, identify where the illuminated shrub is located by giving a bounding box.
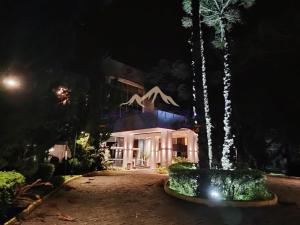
[0,171,25,214]
[168,162,198,196]
[168,162,197,171]
[156,167,168,174]
[168,163,273,201]
[209,169,272,201]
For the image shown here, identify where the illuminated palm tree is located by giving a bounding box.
[200,0,255,170]
[182,0,213,168]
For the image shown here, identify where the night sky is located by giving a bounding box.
[1,0,300,130]
[0,0,190,70]
[0,0,299,69]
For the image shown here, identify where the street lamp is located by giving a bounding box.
[2,77,21,90]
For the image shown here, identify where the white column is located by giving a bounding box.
[144,139,151,167]
[156,137,160,165]
[166,131,173,166]
[160,131,167,167]
[194,134,199,163]
[150,137,157,169]
[187,132,195,162]
[122,146,127,168]
[160,130,172,167]
[122,134,134,168]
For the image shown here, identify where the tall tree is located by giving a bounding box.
[187,0,210,168]
[182,0,213,168]
[200,0,255,169]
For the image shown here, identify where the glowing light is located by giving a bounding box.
[210,190,221,200]
[2,77,21,89]
[55,86,70,105]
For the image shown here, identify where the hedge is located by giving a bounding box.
[168,163,272,201]
[0,171,25,214]
[168,162,197,171]
[168,162,198,196]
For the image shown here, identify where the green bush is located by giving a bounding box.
[0,171,25,214]
[168,169,198,196]
[168,165,273,201]
[209,169,272,201]
[168,162,198,196]
[67,157,97,175]
[168,162,197,171]
[68,158,82,174]
[34,163,55,181]
[156,167,168,174]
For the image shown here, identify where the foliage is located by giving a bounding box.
[156,167,168,174]
[76,132,91,150]
[72,128,112,173]
[0,171,25,214]
[168,162,198,196]
[0,70,90,182]
[33,163,55,181]
[168,165,272,200]
[199,0,256,48]
[68,158,84,174]
[168,162,197,171]
[0,144,39,178]
[209,169,272,200]
[68,157,96,174]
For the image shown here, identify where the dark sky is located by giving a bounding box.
[0,0,299,71]
[0,0,190,71]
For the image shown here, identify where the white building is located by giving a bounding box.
[103,57,199,169]
[109,127,198,169]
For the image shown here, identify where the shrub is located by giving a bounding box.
[156,167,168,174]
[168,162,197,171]
[209,169,272,201]
[168,169,198,196]
[68,158,82,174]
[168,162,198,196]
[167,165,273,201]
[0,171,25,214]
[33,163,55,181]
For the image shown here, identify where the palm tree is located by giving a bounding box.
[182,0,213,168]
[200,0,255,170]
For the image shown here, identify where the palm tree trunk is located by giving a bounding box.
[191,0,209,169]
[199,22,213,168]
[221,33,236,170]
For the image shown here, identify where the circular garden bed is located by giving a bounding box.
[165,162,278,207]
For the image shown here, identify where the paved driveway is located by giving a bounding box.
[20,171,300,225]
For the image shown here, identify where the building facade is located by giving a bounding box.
[103,57,199,169]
